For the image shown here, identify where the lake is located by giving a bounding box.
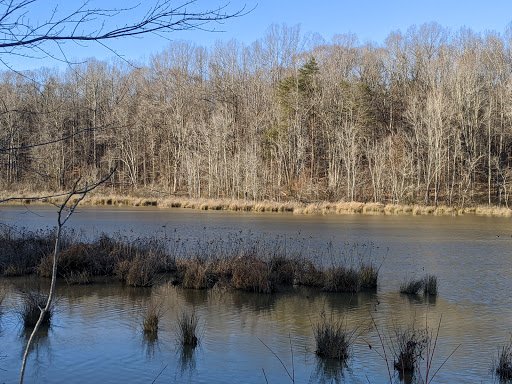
[0,206,511,383]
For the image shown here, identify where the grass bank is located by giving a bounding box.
[2,189,512,217]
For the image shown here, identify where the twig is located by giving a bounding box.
[151,363,168,384]
[259,338,295,383]
[367,311,393,383]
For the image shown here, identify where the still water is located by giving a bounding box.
[0,206,511,383]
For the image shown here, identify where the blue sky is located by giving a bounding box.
[9,0,512,71]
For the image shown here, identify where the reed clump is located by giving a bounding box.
[115,250,164,287]
[64,270,91,285]
[0,226,56,276]
[1,227,382,294]
[20,291,52,327]
[399,277,424,295]
[175,310,200,347]
[496,339,512,380]
[399,274,438,296]
[179,258,211,290]
[323,266,361,293]
[313,310,354,361]
[392,325,428,372]
[323,262,378,293]
[230,255,277,294]
[142,300,164,334]
[294,259,324,287]
[423,274,438,296]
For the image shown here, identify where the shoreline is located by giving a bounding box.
[1,191,511,217]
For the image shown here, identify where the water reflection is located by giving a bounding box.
[397,369,414,384]
[310,357,347,384]
[19,324,52,378]
[0,268,509,383]
[177,345,198,377]
[142,332,159,358]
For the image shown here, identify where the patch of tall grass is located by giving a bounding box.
[19,291,52,328]
[142,299,164,334]
[423,274,438,296]
[0,226,383,294]
[175,310,200,347]
[392,325,429,372]
[399,274,438,296]
[399,277,424,295]
[313,310,355,361]
[495,338,512,380]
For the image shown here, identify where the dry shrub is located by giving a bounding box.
[64,270,91,285]
[37,255,53,278]
[4,263,25,277]
[0,226,55,276]
[142,300,164,334]
[269,255,297,286]
[144,312,159,334]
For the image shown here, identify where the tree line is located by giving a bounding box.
[2,22,512,207]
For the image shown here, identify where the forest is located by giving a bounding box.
[2,22,512,208]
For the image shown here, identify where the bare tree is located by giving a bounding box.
[18,171,114,384]
[0,0,247,67]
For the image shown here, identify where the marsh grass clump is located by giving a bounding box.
[0,226,56,276]
[313,310,354,361]
[295,259,324,287]
[115,250,165,287]
[64,270,91,285]
[392,325,428,372]
[231,255,277,294]
[423,274,438,296]
[179,258,211,289]
[399,276,424,295]
[142,301,163,334]
[175,310,200,347]
[20,291,52,328]
[143,311,159,334]
[495,339,512,380]
[359,262,379,289]
[323,265,361,293]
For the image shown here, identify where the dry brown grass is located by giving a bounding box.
[3,187,512,217]
[115,250,164,287]
[179,258,211,290]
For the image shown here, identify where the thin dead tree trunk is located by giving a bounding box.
[19,170,114,384]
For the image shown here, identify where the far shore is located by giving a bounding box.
[1,191,511,217]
